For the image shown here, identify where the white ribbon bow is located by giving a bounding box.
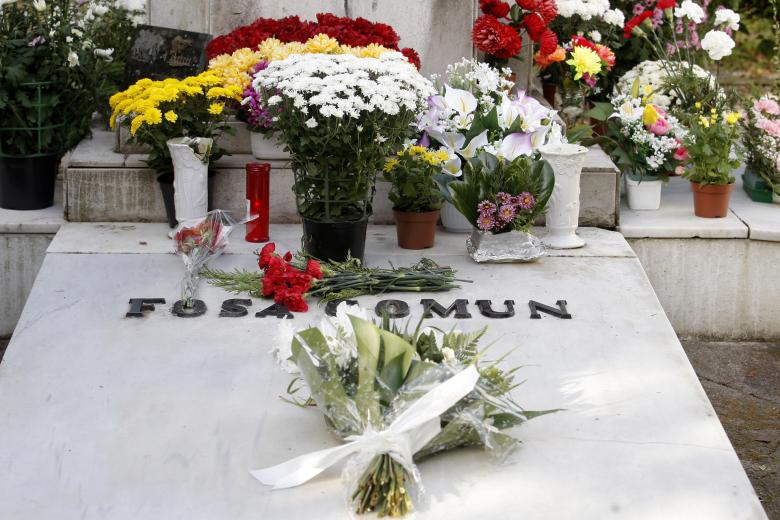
[251,365,480,490]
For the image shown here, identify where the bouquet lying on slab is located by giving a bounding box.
[203,243,463,312]
[252,303,555,517]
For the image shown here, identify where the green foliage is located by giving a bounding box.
[680,106,743,185]
[0,1,140,157]
[382,147,446,213]
[449,154,554,233]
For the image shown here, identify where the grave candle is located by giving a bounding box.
[245,162,270,243]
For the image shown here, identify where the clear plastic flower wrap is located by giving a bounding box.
[173,210,237,311]
[252,304,556,517]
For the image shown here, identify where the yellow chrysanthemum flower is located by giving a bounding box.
[143,107,163,125]
[694,102,702,110]
[208,103,225,115]
[130,114,145,135]
[383,158,399,173]
[257,38,283,58]
[642,105,659,126]
[306,33,340,54]
[164,110,178,123]
[725,112,741,125]
[359,43,388,59]
[566,46,602,81]
[699,116,710,128]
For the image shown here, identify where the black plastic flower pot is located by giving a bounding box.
[0,155,59,210]
[301,217,369,262]
[158,175,216,229]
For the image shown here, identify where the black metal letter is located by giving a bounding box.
[219,298,252,318]
[374,299,410,319]
[528,300,572,319]
[420,299,471,319]
[256,302,293,319]
[476,300,515,319]
[126,298,166,318]
[325,299,359,317]
[173,299,207,318]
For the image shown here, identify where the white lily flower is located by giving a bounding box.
[498,92,523,130]
[443,156,462,177]
[444,85,477,115]
[429,130,466,151]
[530,125,551,150]
[457,129,489,159]
[500,133,534,161]
[32,0,46,12]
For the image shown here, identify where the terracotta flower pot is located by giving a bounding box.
[393,209,439,249]
[691,182,733,218]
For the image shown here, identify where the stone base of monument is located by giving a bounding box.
[65,129,620,227]
[0,223,767,519]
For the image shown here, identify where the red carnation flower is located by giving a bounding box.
[282,292,308,313]
[624,11,653,39]
[535,0,558,23]
[516,0,538,9]
[283,251,293,262]
[480,0,511,18]
[570,35,596,50]
[258,242,276,268]
[305,259,324,280]
[538,29,558,55]
[656,0,676,9]
[472,15,522,60]
[524,12,546,41]
[401,47,421,69]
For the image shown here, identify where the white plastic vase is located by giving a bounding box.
[167,137,212,223]
[250,131,286,160]
[441,201,472,233]
[540,143,589,249]
[625,177,662,210]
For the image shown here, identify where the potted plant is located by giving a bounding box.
[109,71,238,226]
[742,94,780,204]
[680,102,742,217]
[417,60,561,232]
[592,87,687,210]
[0,0,121,210]
[447,152,554,262]
[253,52,433,262]
[383,145,449,249]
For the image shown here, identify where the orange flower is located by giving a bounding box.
[594,44,616,69]
[534,46,566,69]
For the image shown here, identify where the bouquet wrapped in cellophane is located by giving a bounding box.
[252,302,555,517]
[173,210,237,311]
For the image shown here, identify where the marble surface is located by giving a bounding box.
[729,175,780,242]
[0,225,766,519]
[619,177,749,239]
[0,181,64,234]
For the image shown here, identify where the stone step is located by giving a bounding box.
[68,130,620,227]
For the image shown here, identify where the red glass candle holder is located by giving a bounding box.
[245,162,270,243]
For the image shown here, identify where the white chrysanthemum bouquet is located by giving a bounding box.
[253,303,554,517]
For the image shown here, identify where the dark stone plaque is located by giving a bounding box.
[125,25,212,84]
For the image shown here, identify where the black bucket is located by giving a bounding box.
[0,155,59,210]
[301,217,369,262]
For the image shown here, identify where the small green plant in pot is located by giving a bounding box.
[254,52,434,262]
[384,145,450,249]
[680,101,743,218]
[445,152,554,262]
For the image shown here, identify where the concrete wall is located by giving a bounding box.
[0,234,53,338]
[146,0,477,77]
[629,238,780,341]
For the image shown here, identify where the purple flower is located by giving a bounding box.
[582,73,597,88]
[477,213,495,231]
[242,61,273,131]
[28,35,45,47]
[515,192,536,210]
[498,204,516,223]
[633,4,646,15]
[496,192,511,204]
[477,200,497,214]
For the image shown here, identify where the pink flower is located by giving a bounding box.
[477,213,496,231]
[514,192,536,209]
[758,119,780,138]
[478,200,497,214]
[674,146,689,162]
[496,192,512,204]
[675,165,686,175]
[755,98,780,116]
[649,118,671,136]
[498,204,516,222]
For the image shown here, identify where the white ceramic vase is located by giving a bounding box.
[540,143,589,249]
[441,201,472,232]
[625,177,662,210]
[167,137,212,223]
[250,131,286,159]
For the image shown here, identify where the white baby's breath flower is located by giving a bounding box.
[701,30,735,61]
[675,1,705,23]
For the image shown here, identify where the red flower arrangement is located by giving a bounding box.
[624,11,654,39]
[258,243,323,312]
[656,0,676,9]
[206,13,419,68]
[472,0,559,64]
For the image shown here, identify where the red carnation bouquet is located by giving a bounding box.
[472,0,559,66]
[204,243,464,313]
[206,13,419,67]
[174,210,237,310]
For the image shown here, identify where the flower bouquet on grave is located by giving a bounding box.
[253,303,555,517]
[742,94,780,203]
[449,153,555,263]
[203,243,463,312]
[173,210,237,313]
